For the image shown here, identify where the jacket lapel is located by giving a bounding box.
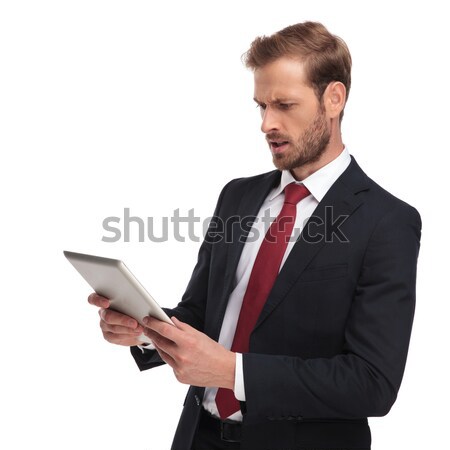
[254,156,371,331]
[210,156,371,339]
[210,170,281,340]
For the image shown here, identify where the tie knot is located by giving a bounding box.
[284,183,310,205]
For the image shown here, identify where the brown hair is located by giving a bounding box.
[244,22,352,122]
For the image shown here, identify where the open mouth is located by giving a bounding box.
[269,141,290,154]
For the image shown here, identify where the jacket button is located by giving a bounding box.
[194,395,201,406]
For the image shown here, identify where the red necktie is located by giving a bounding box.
[215,182,310,419]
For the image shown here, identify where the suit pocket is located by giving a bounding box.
[300,263,348,282]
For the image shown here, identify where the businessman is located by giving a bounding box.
[89,22,421,450]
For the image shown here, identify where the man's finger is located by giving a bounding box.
[143,316,181,342]
[144,327,177,356]
[100,319,143,335]
[153,343,176,368]
[100,308,140,328]
[103,331,142,346]
[88,293,110,308]
[171,316,191,331]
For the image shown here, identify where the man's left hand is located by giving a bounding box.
[143,316,236,390]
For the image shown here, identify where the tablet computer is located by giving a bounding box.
[64,250,173,344]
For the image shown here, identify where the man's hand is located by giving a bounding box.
[87,293,145,347]
[143,316,236,390]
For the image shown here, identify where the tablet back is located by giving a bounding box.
[64,251,172,332]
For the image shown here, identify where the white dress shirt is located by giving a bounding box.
[202,147,351,421]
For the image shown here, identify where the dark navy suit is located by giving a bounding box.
[131,156,421,450]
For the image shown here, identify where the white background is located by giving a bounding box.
[0,1,448,449]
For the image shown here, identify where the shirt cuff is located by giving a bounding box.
[233,352,246,401]
[137,340,155,353]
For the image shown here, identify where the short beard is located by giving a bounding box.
[271,108,331,171]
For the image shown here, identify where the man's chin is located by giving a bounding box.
[272,153,300,171]
[272,153,285,170]
[272,150,328,172]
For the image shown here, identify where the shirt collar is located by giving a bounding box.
[269,147,351,202]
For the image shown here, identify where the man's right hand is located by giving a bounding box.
[88,293,145,347]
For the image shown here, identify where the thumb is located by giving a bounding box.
[171,316,190,331]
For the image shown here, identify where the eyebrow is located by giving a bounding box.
[253,97,295,104]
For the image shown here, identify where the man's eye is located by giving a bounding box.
[278,103,292,110]
[256,103,267,110]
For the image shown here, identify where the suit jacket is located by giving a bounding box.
[131,156,421,450]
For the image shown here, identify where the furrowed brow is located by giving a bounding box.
[272,98,294,104]
[253,97,294,105]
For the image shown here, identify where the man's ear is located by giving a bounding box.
[323,81,346,119]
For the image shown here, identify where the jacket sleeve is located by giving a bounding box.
[130,180,232,371]
[242,205,422,420]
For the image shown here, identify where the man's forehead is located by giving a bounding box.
[253,57,308,81]
[253,57,311,100]
[253,77,312,103]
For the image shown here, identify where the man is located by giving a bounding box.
[89,22,421,450]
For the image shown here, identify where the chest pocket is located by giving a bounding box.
[299,263,348,282]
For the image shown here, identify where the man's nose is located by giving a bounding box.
[261,108,280,134]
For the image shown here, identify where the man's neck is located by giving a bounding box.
[291,141,345,181]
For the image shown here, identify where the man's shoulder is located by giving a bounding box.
[219,169,280,196]
[225,169,280,189]
[346,158,421,223]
